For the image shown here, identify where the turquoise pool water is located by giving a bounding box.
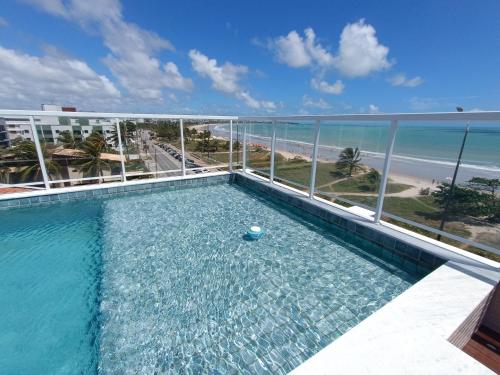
[0,183,428,374]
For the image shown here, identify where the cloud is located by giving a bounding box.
[189,49,275,110]
[269,27,334,68]
[302,95,331,109]
[368,104,380,113]
[408,96,478,112]
[388,73,423,87]
[22,0,68,17]
[0,45,121,109]
[333,19,392,77]
[310,78,344,94]
[24,0,192,101]
[0,17,8,27]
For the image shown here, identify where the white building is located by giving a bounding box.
[1,105,117,148]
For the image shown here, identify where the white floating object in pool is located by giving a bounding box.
[247,225,264,239]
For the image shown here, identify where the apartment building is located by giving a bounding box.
[0,105,117,147]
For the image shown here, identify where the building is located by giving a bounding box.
[0,105,117,148]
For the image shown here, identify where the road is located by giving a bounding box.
[141,131,181,172]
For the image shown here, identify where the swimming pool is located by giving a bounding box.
[0,181,431,374]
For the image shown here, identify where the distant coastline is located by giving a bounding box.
[212,124,500,184]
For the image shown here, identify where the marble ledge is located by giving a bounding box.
[289,263,496,375]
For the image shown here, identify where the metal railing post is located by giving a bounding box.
[180,119,186,176]
[242,124,247,172]
[229,119,233,172]
[374,120,399,223]
[309,120,321,198]
[29,116,50,189]
[269,120,277,183]
[115,118,127,182]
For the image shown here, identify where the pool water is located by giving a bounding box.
[0,183,428,374]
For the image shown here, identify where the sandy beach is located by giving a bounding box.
[211,125,499,190]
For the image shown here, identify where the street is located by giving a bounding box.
[140,131,182,173]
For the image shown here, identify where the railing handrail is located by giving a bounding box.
[239,111,500,122]
[1,109,500,122]
[0,109,237,121]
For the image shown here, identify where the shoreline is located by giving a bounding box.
[210,125,499,186]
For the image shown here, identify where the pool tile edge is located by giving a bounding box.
[0,172,231,209]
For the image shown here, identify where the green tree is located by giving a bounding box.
[79,133,110,182]
[110,121,136,158]
[0,164,10,184]
[432,183,491,218]
[365,168,381,191]
[58,130,80,149]
[114,121,136,144]
[466,177,499,200]
[13,140,60,182]
[196,130,213,157]
[336,147,362,177]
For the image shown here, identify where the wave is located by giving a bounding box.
[212,125,500,173]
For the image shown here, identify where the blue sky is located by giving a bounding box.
[1,0,499,114]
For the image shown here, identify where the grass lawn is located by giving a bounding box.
[325,175,412,194]
[272,160,342,187]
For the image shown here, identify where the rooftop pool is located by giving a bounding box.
[0,181,432,374]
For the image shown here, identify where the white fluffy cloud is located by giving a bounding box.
[334,19,392,77]
[310,78,344,94]
[368,104,380,113]
[189,49,275,110]
[302,95,331,109]
[0,45,121,109]
[270,27,334,68]
[388,73,423,87]
[24,0,193,101]
[268,21,391,78]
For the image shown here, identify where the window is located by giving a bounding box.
[84,130,89,134]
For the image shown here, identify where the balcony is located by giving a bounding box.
[0,108,499,373]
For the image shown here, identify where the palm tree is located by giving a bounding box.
[13,140,60,183]
[110,121,136,159]
[79,133,110,182]
[0,164,10,184]
[58,130,81,149]
[336,147,362,177]
[366,168,381,191]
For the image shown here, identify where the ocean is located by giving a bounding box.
[214,121,500,182]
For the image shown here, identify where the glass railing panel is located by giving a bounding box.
[35,116,122,187]
[313,121,389,210]
[232,121,244,171]
[183,121,230,175]
[0,117,46,192]
[245,121,272,178]
[379,121,500,260]
[273,121,315,192]
[126,119,182,180]
[448,123,500,259]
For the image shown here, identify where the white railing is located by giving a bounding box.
[1,109,500,258]
[238,111,500,257]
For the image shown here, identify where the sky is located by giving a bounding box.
[0,0,499,115]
